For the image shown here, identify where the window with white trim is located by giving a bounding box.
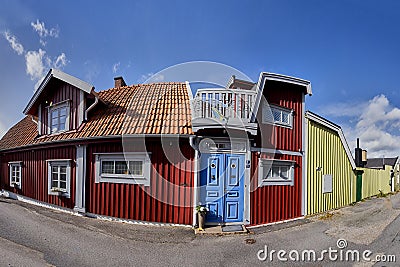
[9,162,22,188]
[47,160,71,197]
[48,102,70,134]
[263,104,293,128]
[95,153,151,186]
[258,159,295,186]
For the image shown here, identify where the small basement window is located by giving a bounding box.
[258,159,295,186]
[48,101,70,134]
[95,153,151,186]
[9,162,22,188]
[263,104,293,128]
[47,160,71,197]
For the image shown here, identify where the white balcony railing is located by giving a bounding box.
[191,88,257,134]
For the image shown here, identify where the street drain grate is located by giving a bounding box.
[222,225,244,232]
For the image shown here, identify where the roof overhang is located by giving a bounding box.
[23,69,95,115]
[251,72,312,122]
[305,111,356,169]
[260,72,312,95]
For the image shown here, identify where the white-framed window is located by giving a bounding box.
[95,153,151,186]
[263,104,293,128]
[9,162,22,188]
[47,160,71,197]
[258,159,295,186]
[48,101,70,134]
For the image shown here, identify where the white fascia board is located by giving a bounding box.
[305,111,356,169]
[250,72,312,122]
[23,69,95,115]
[261,72,312,95]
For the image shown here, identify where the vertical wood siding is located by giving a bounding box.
[40,81,82,134]
[0,146,76,208]
[259,81,304,152]
[86,139,195,225]
[306,120,356,215]
[250,152,302,225]
[359,167,391,199]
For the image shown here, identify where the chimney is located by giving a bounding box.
[362,150,367,165]
[355,138,363,167]
[114,76,127,88]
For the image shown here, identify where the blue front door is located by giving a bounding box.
[200,153,245,223]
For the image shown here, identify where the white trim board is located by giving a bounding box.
[24,68,95,115]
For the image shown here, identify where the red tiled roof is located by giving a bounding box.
[0,82,193,151]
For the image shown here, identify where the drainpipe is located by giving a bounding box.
[85,92,99,121]
[31,115,38,125]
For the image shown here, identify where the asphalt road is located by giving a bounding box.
[0,193,399,267]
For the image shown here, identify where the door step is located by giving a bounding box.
[195,225,248,235]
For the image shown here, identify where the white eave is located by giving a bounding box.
[305,111,356,169]
[23,69,95,115]
[251,72,312,122]
[261,72,312,95]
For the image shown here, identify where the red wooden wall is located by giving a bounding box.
[257,80,304,152]
[250,80,305,225]
[0,145,76,209]
[86,139,195,225]
[250,152,303,225]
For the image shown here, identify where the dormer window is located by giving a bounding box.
[48,101,70,134]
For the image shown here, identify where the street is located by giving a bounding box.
[0,193,399,266]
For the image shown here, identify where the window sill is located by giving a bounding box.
[262,121,293,129]
[97,176,150,186]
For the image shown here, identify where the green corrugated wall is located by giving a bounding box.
[358,167,391,198]
[306,120,356,215]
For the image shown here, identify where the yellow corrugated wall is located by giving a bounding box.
[359,167,391,198]
[306,120,356,215]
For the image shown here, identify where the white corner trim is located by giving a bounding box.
[75,145,87,212]
[192,149,199,226]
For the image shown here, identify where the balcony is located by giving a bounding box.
[191,88,258,135]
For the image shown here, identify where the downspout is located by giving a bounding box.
[84,92,99,121]
[189,135,200,227]
[31,115,38,125]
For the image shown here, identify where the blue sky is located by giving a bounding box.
[1,0,400,157]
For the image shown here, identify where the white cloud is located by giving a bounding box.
[31,19,59,47]
[3,31,24,55]
[321,95,400,157]
[138,72,165,83]
[31,19,59,38]
[25,49,46,81]
[112,62,120,74]
[54,53,67,68]
[4,22,68,90]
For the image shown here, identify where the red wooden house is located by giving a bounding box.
[0,69,311,227]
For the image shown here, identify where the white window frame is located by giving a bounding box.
[48,101,70,134]
[263,104,293,128]
[258,159,295,186]
[95,153,151,186]
[9,161,22,188]
[47,159,71,197]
